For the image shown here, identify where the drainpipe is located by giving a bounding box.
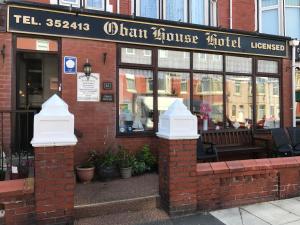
[289,39,300,127]
[229,0,233,29]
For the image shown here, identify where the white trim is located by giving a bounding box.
[60,0,80,7]
[254,0,257,31]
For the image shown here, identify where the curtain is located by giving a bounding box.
[165,0,185,22]
[190,0,205,24]
[140,0,158,18]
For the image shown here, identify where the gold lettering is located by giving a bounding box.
[13,15,22,24]
[23,16,31,24]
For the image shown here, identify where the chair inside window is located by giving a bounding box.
[271,128,293,157]
[287,127,300,155]
[197,136,218,162]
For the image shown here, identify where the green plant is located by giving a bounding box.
[135,145,157,172]
[131,159,147,175]
[100,151,117,168]
[117,147,133,168]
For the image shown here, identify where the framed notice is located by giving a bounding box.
[77,73,100,102]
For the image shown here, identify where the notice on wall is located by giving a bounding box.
[77,72,100,102]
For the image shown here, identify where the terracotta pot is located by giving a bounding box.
[76,166,95,183]
[120,167,132,179]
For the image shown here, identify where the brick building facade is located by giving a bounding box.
[0,0,293,165]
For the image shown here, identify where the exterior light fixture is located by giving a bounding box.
[83,59,92,77]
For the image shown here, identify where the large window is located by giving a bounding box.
[117,46,282,135]
[134,0,216,26]
[259,0,300,39]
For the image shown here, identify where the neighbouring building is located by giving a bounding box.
[0,0,294,164]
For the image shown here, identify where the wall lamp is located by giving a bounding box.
[83,59,92,78]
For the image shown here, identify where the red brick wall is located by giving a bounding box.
[282,59,293,127]
[232,0,255,31]
[0,179,35,225]
[197,157,300,211]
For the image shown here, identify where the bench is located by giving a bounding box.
[201,129,269,158]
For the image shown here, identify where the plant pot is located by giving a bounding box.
[120,167,132,179]
[98,165,118,180]
[76,166,95,183]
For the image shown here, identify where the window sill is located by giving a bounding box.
[116,131,156,138]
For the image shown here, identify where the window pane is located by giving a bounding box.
[257,60,278,74]
[226,56,252,74]
[158,50,190,69]
[165,0,186,22]
[285,8,300,39]
[193,53,223,71]
[256,77,280,129]
[140,0,158,18]
[121,48,152,65]
[158,72,190,116]
[226,76,252,129]
[86,0,103,9]
[286,0,300,6]
[193,74,223,130]
[119,69,153,133]
[190,0,205,24]
[261,0,278,7]
[262,9,279,35]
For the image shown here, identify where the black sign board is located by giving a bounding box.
[101,93,114,102]
[7,5,288,57]
[103,82,113,90]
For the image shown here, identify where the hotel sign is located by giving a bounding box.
[7,5,288,57]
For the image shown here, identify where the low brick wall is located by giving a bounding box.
[0,179,35,225]
[197,157,300,211]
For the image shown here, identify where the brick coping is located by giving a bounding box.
[0,178,34,198]
[197,156,300,175]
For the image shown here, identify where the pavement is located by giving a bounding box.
[75,197,300,225]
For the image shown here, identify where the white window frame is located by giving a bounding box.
[189,0,209,25]
[135,0,160,18]
[125,73,137,92]
[284,1,300,37]
[60,0,80,7]
[85,0,105,10]
[163,0,188,22]
[258,0,283,35]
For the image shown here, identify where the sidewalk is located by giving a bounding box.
[212,197,300,225]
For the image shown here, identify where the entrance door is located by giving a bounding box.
[15,52,59,157]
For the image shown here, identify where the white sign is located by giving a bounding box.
[36,40,49,51]
[77,73,100,102]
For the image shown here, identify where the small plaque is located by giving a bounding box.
[103,82,113,90]
[101,94,114,102]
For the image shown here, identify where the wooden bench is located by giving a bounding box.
[201,129,269,158]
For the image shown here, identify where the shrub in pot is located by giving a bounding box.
[134,145,157,174]
[97,151,118,180]
[76,161,95,184]
[117,147,133,179]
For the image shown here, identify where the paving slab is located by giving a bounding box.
[271,199,300,217]
[242,202,300,225]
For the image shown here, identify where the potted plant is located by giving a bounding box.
[117,147,133,179]
[76,155,95,183]
[97,150,118,180]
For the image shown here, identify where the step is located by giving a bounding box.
[74,195,160,219]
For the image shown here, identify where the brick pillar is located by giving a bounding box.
[158,138,197,216]
[157,100,198,216]
[31,94,77,225]
[35,146,75,225]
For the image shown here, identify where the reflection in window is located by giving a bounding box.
[119,69,153,133]
[193,74,223,130]
[226,76,252,129]
[121,48,152,65]
[190,0,206,24]
[260,0,280,35]
[193,53,223,71]
[234,81,241,94]
[256,77,280,129]
[285,0,300,39]
[158,72,190,115]
[257,77,266,94]
[158,49,190,69]
[164,0,187,22]
[226,56,252,74]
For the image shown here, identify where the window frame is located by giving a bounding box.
[85,0,105,10]
[117,44,283,136]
